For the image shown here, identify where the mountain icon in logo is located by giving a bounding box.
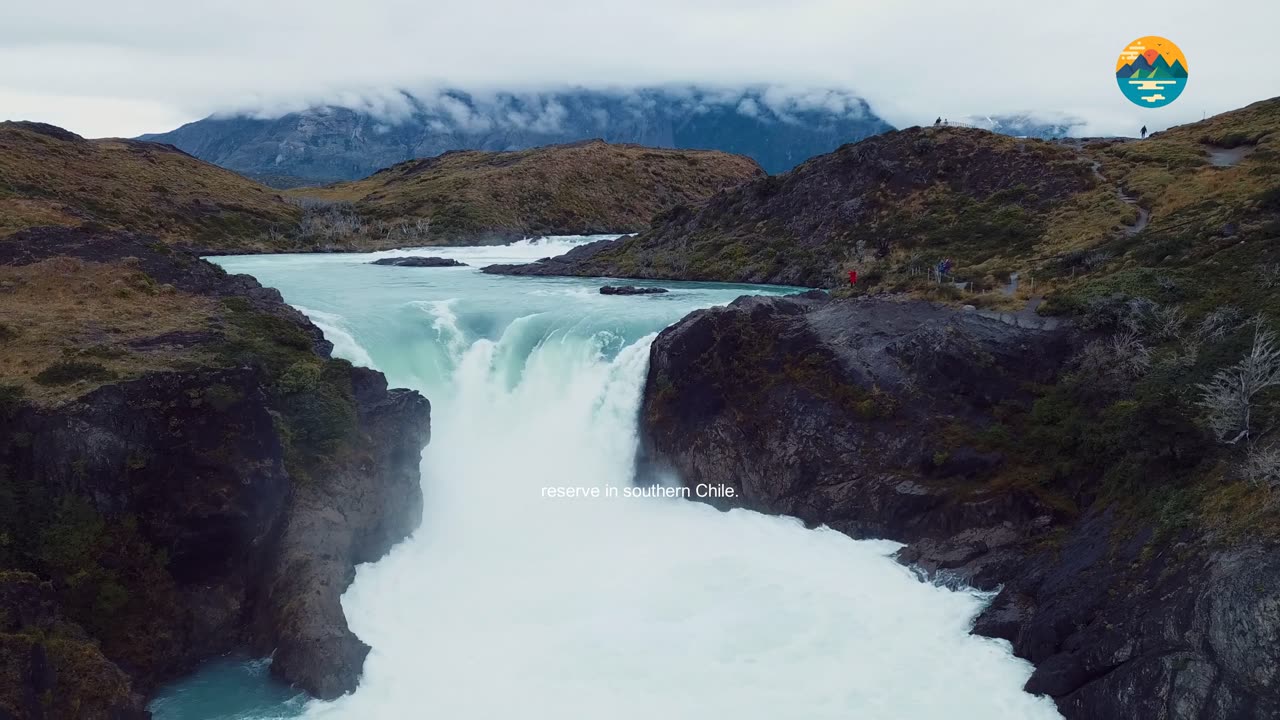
[1116,36,1188,108]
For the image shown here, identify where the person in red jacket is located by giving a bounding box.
[848,270,858,286]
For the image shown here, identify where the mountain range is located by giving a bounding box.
[957,113,1085,139]
[139,87,894,187]
[1117,53,1188,80]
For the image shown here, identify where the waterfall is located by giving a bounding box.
[300,297,1059,720]
[154,243,1060,720]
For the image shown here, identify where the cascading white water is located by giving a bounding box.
[153,239,1061,720]
[292,305,381,371]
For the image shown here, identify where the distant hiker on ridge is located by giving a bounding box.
[935,117,942,126]
[1141,125,1148,139]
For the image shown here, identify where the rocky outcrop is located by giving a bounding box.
[482,125,1103,287]
[637,292,1280,719]
[251,367,429,699]
[482,236,624,277]
[370,256,467,267]
[0,228,430,716]
[600,285,668,295]
[637,292,1068,537]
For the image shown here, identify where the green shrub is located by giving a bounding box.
[0,384,25,418]
[277,361,323,394]
[203,383,242,413]
[278,360,357,451]
[217,299,314,371]
[34,361,117,386]
[1256,185,1280,212]
[1205,132,1256,149]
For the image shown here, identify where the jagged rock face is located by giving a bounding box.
[638,293,1069,536]
[253,367,429,699]
[637,293,1280,719]
[0,572,141,720]
[0,228,430,715]
[4,368,291,692]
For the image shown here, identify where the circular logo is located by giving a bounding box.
[1116,36,1188,108]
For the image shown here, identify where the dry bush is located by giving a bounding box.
[1198,322,1280,445]
[1245,441,1280,488]
[1075,331,1152,381]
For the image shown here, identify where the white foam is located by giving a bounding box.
[292,305,380,370]
[296,306,1060,720]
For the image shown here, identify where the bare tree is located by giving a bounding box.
[905,251,925,278]
[1196,305,1243,343]
[1197,322,1280,445]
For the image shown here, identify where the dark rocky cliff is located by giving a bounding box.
[637,292,1280,719]
[0,228,429,717]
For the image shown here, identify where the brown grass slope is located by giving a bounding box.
[491,96,1280,317]
[291,139,764,245]
[488,126,1112,286]
[0,122,301,252]
[1051,96,1280,318]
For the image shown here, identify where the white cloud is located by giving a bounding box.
[529,100,568,134]
[0,0,1276,138]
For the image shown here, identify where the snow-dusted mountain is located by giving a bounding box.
[141,87,894,186]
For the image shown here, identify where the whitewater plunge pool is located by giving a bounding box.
[151,237,1061,720]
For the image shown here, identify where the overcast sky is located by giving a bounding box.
[2,0,1277,138]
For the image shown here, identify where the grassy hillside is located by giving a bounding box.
[1045,97,1280,319]
[492,98,1280,317]
[0,256,222,406]
[922,102,1280,555]
[1,125,762,252]
[0,122,301,252]
[290,139,764,245]
[490,99,1280,539]
[489,125,1117,286]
